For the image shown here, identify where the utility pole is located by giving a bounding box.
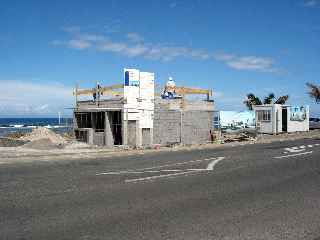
[58,111,61,125]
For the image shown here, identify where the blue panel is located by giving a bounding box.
[124,71,129,86]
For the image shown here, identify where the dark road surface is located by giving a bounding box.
[1,138,320,240]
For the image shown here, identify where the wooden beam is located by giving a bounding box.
[74,84,124,96]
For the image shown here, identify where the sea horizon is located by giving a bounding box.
[0,117,73,137]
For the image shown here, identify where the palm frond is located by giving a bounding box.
[274,95,289,104]
[263,93,275,104]
[306,83,320,103]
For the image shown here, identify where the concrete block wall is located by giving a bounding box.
[153,110,213,145]
[93,132,105,146]
[155,98,214,111]
[181,111,213,145]
[127,120,137,146]
[76,99,124,111]
[153,110,181,145]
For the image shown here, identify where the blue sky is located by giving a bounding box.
[0,0,320,117]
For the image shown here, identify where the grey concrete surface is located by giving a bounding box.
[153,110,213,145]
[1,138,320,239]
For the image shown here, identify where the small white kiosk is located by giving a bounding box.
[253,104,309,134]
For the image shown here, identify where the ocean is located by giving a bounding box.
[0,118,73,137]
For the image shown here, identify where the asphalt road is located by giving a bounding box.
[1,138,320,240]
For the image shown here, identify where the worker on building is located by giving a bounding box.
[93,82,102,103]
[162,76,176,99]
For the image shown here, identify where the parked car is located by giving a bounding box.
[309,117,320,130]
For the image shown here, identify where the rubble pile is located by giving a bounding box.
[17,127,68,149]
[223,131,257,143]
[20,127,66,145]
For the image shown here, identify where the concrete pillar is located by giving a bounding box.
[180,110,183,144]
[122,109,128,146]
[87,128,94,145]
[149,128,153,146]
[272,106,277,135]
[104,112,114,148]
[91,112,96,129]
[136,120,142,147]
[73,112,78,129]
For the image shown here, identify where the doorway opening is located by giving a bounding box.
[282,108,287,132]
[108,111,122,145]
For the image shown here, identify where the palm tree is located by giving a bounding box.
[306,82,320,103]
[274,95,289,104]
[244,93,262,110]
[244,93,289,110]
[263,93,275,104]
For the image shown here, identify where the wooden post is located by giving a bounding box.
[75,83,79,108]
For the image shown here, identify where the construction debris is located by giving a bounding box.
[17,127,67,149]
[0,137,27,147]
[22,138,64,150]
[20,127,66,145]
[223,131,257,143]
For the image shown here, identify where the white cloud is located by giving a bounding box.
[99,41,127,52]
[51,39,92,50]
[145,46,188,61]
[68,39,91,50]
[61,26,81,33]
[0,80,73,115]
[125,45,149,57]
[79,33,106,42]
[189,49,210,60]
[127,32,144,43]
[214,53,235,61]
[53,29,212,62]
[100,41,210,62]
[214,53,276,72]
[227,56,274,71]
[53,29,279,72]
[303,0,320,7]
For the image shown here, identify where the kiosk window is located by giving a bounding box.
[257,110,271,121]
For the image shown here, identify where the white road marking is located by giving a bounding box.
[96,156,226,183]
[284,147,305,153]
[125,157,225,183]
[283,143,320,154]
[274,151,313,159]
[96,156,222,176]
[125,170,204,183]
[206,157,225,170]
[98,169,197,175]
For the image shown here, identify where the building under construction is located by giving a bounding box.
[73,69,214,148]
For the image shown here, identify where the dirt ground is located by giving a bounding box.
[0,129,319,165]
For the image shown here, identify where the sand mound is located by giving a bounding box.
[22,138,64,150]
[20,127,66,145]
